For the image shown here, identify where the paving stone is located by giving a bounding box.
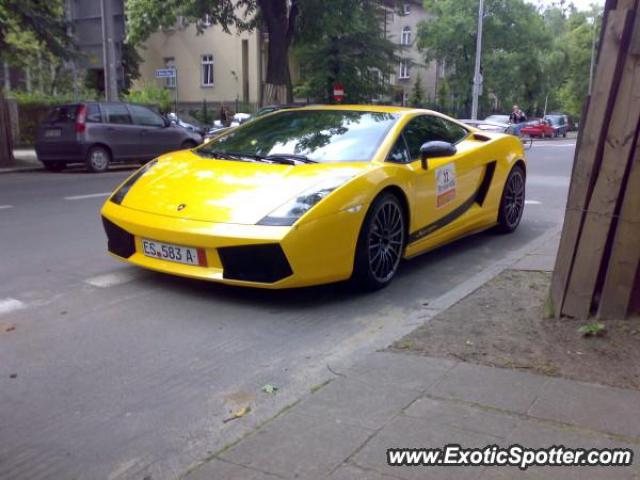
[352,414,494,480]
[528,378,640,440]
[185,458,280,480]
[476,419,640,480]
[345,352,455,392]
[404,397,520,439]
[220,412,372,480]
[427,362,549,414]
[330,462,402,479]
[293,376,420,430]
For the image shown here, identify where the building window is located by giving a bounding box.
[164,58,176,88]
[401,26,412,45]
[402,3,411,15]
[201,54,214,87]
[399,59,411,79]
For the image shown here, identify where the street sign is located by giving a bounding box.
[155,68,176,78]
[333,83,345,103]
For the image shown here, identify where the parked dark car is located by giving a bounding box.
[36,102,203,173]
[544,113,569,137]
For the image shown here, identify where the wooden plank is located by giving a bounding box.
[550,9,635,317]
[562,11,640,319]
[598,133,640,319]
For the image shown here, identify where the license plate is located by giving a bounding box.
[45,129,61,138]
[141,239,207,266]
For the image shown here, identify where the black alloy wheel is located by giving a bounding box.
[353,193,405,290]
[496,165,525,233]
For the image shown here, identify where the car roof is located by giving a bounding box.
[281,104,448,117]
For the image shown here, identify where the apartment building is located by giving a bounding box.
[385,0,440,105]
[136,18,264,110]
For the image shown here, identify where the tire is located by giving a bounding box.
[86,145,111,173]
[563,131,567,138]
[42,161,65,172]
[352,192,406,290]
[181,140,197,150]
[495,165,526,234]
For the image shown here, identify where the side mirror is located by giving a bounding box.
[163,117,172,127]
[420,141,457,170]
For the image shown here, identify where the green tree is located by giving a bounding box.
[292,0,398,103]
[0,0,74,166]
[409,73,425,107]
[418,0,551,117]
[555,7,601,118]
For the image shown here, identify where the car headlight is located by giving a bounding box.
[110,159,158,205]
[258,176,352,226]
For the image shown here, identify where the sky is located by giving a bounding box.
[527,0,604,11]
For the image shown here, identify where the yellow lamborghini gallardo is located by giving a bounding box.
[101,105,525,290]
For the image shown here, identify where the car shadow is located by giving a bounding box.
[132,219,553,313]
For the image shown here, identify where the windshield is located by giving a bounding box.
[196,109,398,163]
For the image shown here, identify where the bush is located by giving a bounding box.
[122,83,173,114]
[9,89,100,107]
[189,99,214,126]
[9,91,98,146]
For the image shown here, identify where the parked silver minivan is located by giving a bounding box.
[35,102,202,172]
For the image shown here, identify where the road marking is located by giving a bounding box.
[64,192,111,201]
[86,270,143,288]
[533,143,575,147]
[0,298,26,315]
[525,200,542,205]
[0,205,13,210]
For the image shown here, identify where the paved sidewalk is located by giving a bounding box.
[185,352,640,480]
[0,149,41,173]
[184,230,640,480]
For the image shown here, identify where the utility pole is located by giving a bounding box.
[471,0,484,120]
[100,0,119,101]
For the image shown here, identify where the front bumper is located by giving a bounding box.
[100,201,361,288]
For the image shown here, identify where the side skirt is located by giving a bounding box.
[407,161,497,247]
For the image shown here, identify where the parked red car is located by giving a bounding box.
[521,119,555,138]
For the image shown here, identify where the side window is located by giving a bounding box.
[86,104,102,123]
[129,105,165,127]
[403,116,433,159]
[422,116,468,144]
[403,115,468,159]
[103,104,132,125]
[387,135,410,163]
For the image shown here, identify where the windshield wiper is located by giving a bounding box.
[261,154,317,165]
[196,150,257,162]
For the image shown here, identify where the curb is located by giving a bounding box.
[418,225,562,316]
[0,166,42,174]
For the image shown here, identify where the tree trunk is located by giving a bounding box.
[0,85,15,167]
[257,0,298,105]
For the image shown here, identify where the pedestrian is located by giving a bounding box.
[219,103,229,127]
[509,105,527,124]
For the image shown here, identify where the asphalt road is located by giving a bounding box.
[0,139,575,480]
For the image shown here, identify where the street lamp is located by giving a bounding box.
[471,0,484,120]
